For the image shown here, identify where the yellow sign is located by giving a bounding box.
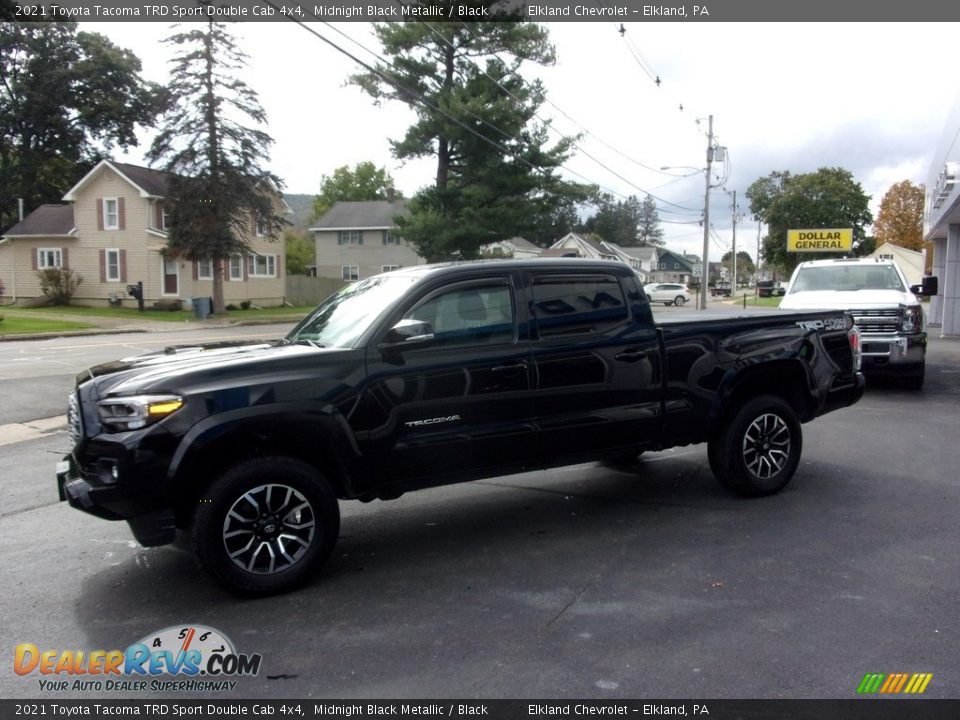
[787,228,853,252]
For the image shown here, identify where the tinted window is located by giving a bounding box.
[531,274,628,338]
[406,281,515,348]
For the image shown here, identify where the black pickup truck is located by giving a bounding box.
[57,259,864,595]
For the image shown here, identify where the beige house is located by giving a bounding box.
[869,242,925,287]
[309,200,423,281]
[0,160,287,307]
[481,236,543,259]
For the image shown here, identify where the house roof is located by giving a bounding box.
[504,236,541,252]
[309,200,408,231]
[606,243,658,261]
[63,159,170,201]
[2,204,75,237]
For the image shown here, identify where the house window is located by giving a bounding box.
[103,198,119,230]
[161,209,170,231]
[338,230,362,245]
[37,248,63,269]
[229,255,243,281]
[106,249,121,281]
[247,254,276,278]
[383,231,400,245]
[342,266,360,281]
[255,215,267,237]
[382,265,401,273]
[879,253,894,260]
[197,259,214,280]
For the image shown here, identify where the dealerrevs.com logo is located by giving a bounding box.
[857,672,933,695]
[14,625,261,693]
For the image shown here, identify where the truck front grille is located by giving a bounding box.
[67,391,84,447]
[852,308,899,334]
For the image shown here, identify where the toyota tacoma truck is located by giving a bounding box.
[57,259,864,595]
[779,257,937,389]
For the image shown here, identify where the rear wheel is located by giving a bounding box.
[674,296,686,306]
[708,395,802,497]
[192,456,339,596]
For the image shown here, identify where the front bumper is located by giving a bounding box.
[860,332,926,369]
[56,455,176,547]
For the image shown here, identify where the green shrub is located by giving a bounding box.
[37,268,83,305]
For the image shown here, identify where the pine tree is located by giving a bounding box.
[147,20,284,314]
[352,9,589,260]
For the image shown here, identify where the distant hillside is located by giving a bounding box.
[284,193,314,230]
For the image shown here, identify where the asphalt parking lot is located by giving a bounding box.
[1,323,958,701]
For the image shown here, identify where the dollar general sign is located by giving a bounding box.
[787,228,853,252]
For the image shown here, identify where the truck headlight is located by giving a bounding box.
[98,394,184,432]
[900,304,923,334]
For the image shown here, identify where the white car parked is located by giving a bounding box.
[644,282,691,306]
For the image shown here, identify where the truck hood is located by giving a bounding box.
[80,340,342,399]
[779,289,917,310]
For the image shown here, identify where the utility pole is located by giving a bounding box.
[755,218,762,299]
[700,114,714,311]
[731,189,738,292]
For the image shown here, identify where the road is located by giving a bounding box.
[1,317,958,700]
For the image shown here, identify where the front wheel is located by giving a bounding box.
[901,362,925,390]
[708,395,802,497]
[674,296,686,306]
[191,456,340,596]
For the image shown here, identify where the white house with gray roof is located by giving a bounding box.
[309,200,424,281]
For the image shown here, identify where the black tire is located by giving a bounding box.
[708,395,802,497]
[192,456,340,597]
[674,296,686,306]
[901,362,925,390]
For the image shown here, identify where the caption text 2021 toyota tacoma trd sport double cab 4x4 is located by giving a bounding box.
[57,259,864,595]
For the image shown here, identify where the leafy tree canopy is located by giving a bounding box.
[352,7,589,260]
[583,193,664,247]
[746,167,872,273]
[311,162,398,222]
[147,20,285,314]
[873,180,925,251]
[0,22,160,231]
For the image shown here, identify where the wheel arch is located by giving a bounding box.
[710,359,814,435]
[167,407,360,528]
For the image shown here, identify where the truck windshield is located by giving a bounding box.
[285,275,418,348]
[789,265,905,293]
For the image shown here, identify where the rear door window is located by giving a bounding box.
[530,274,629,338]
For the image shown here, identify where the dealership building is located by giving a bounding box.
[924,94,960,338]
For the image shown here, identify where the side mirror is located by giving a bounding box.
[910,276,938,297]
[379,319,435,353]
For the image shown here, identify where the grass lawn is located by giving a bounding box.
[724,293,782,308]
[10,304,316,323]
[0,314,96,335]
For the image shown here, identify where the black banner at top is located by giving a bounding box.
[5,0,960,22]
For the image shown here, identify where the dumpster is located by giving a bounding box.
[194,296,212,320]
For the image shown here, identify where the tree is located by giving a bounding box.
[352,8,589,260]
[721,250,756,282]
[874,179,926,257]
[284,229,314,276]
[0,22,160,231]
[582,193,664,247]
[746,167,872,274]
[147,20,285,315]
[311,162,398,222]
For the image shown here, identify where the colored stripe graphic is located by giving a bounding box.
[857,672,932,694]
[857,674,885,693]
[904,673,933,694]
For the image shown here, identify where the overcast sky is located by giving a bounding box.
[88,20,960,261]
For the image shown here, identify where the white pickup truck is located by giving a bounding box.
[780,257,937,389]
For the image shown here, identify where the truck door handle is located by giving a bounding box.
[491,362,527,373]
[614,349,647,363]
